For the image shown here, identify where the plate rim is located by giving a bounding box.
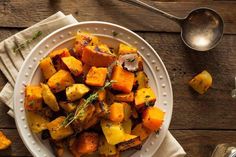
[13,21,173,157]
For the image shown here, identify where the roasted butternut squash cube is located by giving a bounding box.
[61,56,83,76]
[109,102,124,123]
[142,107,165,131]
[59,101,77,112]
[49,48,71,59]
[66,84,90,101]
[189,70,213,94]
[24,85,43,111]
[41,83,60,112]
[131,123,151,141]
[136,71,148,89]
[85,67,108,87]
[27,111,49,133]
[134,87,156,109]
[47,116,74,141]
[39,57,57,80]
[47,70,75,93]
[82,45,116,67]
[74,32,99,57]
[0,131,11,150]
[114,92,134,102]
[111,65,135,93]
[118,43,137,55]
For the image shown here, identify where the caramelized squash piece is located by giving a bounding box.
[59,101,77,112]
[99,136,117,156]
[27,111,49,133]
[39,57,57,80]
[24,85,43,111]
[142,107,165,132]
[49,48,71,70]
[131,123,152,141]
[109,102,124,123]
[66,84,90,101]
[85,67,108,87]
[114,92,134,102]
[111,65,134,93]
[61,56,83,76]
[0,131,11,150]
[117,136,142,152]
[136,71,148,89]
[134,87,156,109]
[118,43,137,55]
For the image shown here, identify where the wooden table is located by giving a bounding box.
[0,0,236,157]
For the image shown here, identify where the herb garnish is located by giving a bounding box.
[13,31,42,53]
[61,80,116,128]
[126,58,136,63]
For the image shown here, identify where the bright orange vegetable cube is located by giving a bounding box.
[85,67,108,87]
[142,107,165,131]
[24,85,43,111]
[134,87,156,109]
[111,65,134,93]
[62,56,83,76]
[47,70,75,93]
[109,102,124,123]
[0,131,12,150]
[49,48,71,59]
[114,92,134,102]
[118,43,137,55]
[39,57,57,80]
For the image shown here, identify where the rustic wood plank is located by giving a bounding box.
[0,1,235,34]
[171,130,236,157]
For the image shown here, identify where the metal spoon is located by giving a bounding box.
[232,77,236,99]
[119,0,224,51]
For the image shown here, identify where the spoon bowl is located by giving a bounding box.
[181,8,224,51]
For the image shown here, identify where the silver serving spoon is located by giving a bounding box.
[232,77,236,99]
[119,0,224,51]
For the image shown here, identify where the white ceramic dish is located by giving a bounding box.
[13,21,173,157]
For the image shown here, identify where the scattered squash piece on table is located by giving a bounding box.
[131,123,152,141]
[109,102,124,123]
[27,111,49,133]
[66,84,90,101]
[189,70,213,94]
[111,65,135,93]
[39,57,57,80]
[82,45,116,67]
[118,43,137,55]
[85,66,108,87]
[47,116,74,141]
[47,70,75,93]
[41,83,60,112]
[142,107,165,132]
[24,85,43,111]
[114,92,134,102]
[61,56,83,76]
[71,132,99,156]
[0,131,12,150]
[74,32,99,57]
[59,101,77,112]
[134,87,156,109]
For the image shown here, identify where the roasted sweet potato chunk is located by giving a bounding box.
[39,57,57,80]
[82,45,116,67]
[111,65,134,93]
[62,56,83,76]
[85,67,108,87]
[24,85,43,111]
[47,70,75,93]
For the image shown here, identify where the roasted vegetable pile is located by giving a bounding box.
[24,32,165,157]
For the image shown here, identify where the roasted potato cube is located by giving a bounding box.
[59,101,77,112]
[85,67,108,87]
[117,136,141,152]
[82,45,116,67]
[142,107,165,132]
[109,102,125,123]
[0,131,11,150]
[47,116,74,141]
[189,70,213,94]
[74,32,99,57]
[118,43,137,55]
[111,65,135,93]
[27,111,49,133]
[47,70,75,93]
[134,87,156,109]
[24,85,43,111]
[39,57,57,80]
[41,83,59,112]
[66,84,90,101]
[131,123,152,141]
[136,71,148,89]
[71,132,99,155]
[101,120,126,145]
[114,92,134,102]
[99,136,117,156]
[61,56,83,76]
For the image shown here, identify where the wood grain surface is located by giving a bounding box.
[0,0,236,157]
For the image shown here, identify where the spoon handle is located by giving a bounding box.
[119,0,183,24]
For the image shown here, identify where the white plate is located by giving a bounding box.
[14,21,173,157]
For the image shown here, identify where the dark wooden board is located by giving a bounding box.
[0,1,235,34]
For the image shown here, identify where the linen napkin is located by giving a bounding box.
[0,11,186,157]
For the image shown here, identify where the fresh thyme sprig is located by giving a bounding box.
[13,31,42,53]
[61,80,116,128]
